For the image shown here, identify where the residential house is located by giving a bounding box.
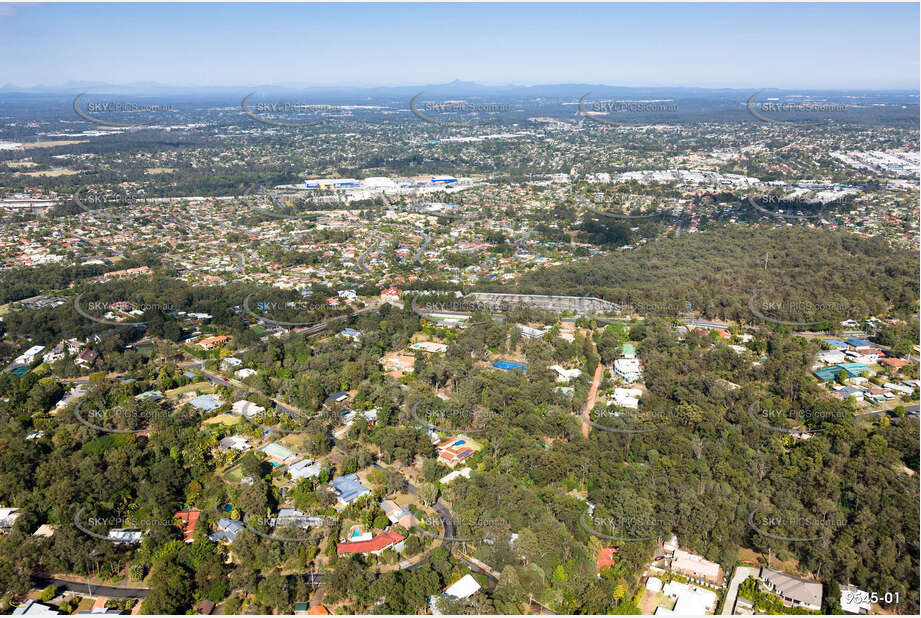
[834,385,865,402]
[816,350,846,365]
[671,548,723,585]
[219,435,251,452]
[175,509,201,543]
[15,345,45,365]
[846,348,879,364]
[596,546,618,573]
[381,499,418,528]
[198,336,229,350]
[208,518,245,543]
[437,435,476,467]
[656,581,718,615]
[220,357,243,370]
[75,349,101,367]
[232,400,265,418]
[331,473,370,505]
[518,325,551,339]
[32,524,56,538]
[444,574,481,599]
[106,529,142,544]
[336,530,404,555]
[43,343,67,364]
[611,387,642,410]
[758,567,822,611]
[880,357,909,371]
[189,395,222,412]
[613,358,642,383]
[884,382,915,396]
[288,458,322,481]
[235,368,257,379]
[439,467,471,484]
[550,364,582,383]
[261,442,297,465]
[380,287,402,303]
[341,327,363,342]
[13,601,59,615]
[135,390,163,401]
[410,341,448,353]
[324,391,349,405]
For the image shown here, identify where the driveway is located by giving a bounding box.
[721,565,756,614]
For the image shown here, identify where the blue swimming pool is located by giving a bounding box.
[493,360,527,371]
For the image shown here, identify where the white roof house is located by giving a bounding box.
[611,387,642,409]
[661,581,718,615]
[550,364,583,382]
[440,467,472,484]
[613,358,642,383]
[445,574,481,599]
[219,435,251,452]
[107,528,142,544]
[288,458,322,480]
[232,400,265,418]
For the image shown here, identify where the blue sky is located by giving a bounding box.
[0,2,917,89]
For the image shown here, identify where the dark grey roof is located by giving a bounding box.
[759,567,822,607]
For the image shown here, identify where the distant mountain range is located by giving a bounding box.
[1,79,915,98]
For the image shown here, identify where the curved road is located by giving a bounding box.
[413,233,431,263]
[33,577,149,599]
[356,239,381,274]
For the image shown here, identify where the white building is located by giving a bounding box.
[14,345,45,366]
[613,358,642,383]
[445,574,481,599]
[610,387,642,409]
[550,364,583,383]
[232,400,265,418]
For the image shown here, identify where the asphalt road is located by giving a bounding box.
[356,239,381,274]
[34,577,149,599]
[413,234,430,263]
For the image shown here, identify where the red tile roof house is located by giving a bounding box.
[437,436,475,467]
[175,509,201,543]
[881,357,909,370]
[336,530,405,556]
[596,546,619,573]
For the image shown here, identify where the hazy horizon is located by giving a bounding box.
[1,2,918,90]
